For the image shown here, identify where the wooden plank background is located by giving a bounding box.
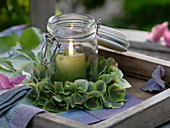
[30,0,55,32]
[117,28,170,53]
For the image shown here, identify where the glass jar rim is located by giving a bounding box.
[47,13,97,39]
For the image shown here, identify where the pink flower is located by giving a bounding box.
[0,74,26,89]
[148,21,169,42]
[163,29,170,47]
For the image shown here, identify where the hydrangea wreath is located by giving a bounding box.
[0,27,131,112]
[27,57,131,112]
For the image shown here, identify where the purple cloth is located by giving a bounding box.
[57,93,141,124]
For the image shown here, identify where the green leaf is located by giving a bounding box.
[111,70,124,82]
[37,99,46,106]
[33,65,48,80]
[87,91,101,97]
[28,82,36,88]
[21,61,33,74]
[64,97,71,110]
[43,99,58,112]
[107,57,116,63]
[52,95,62,102]
[100,94,107,107]
[64,81,77,93]
[42,83,55,92]
[87,81,95,92]
[117,70,124,79]
[117,79,132,88]
[0,67,13,77]
[19,27,44,49]
[94,80,106,93]
[0,58,16,71]
[16,49,36,61]
[98,58,108,69]
[0,33,19,50]
[84,97,100,110]
[54,82,64,93]
[36,82,44,92]
[64,96,71,104]
[105,99,124,108]
[98,58,108,75]
[13,70,23,78]
[27,83,39,99]
[98,66,107,76]
[74,79,88,92]
[98,74,112,84]
[108,83,126,101]
[11,32,20,42]
[71,92,84,105]
[89,63,98,81]
[108,66,118,72]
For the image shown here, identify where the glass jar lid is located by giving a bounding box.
[47,13,97,39]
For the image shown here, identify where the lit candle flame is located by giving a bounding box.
[69,23,74,56]
[70,23,74,29]
[69,39,74,56]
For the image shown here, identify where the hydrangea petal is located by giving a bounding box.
[141,78,161,92]
[9,77,14,83]
[152,65,165,88]
[12,75,26,85]
[151,83,161,92]
[164,29,170,47]
[148,21,169,42]
[0,74,12,89]
[141,66,165,92]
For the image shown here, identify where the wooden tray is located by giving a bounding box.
[27,47,170,128]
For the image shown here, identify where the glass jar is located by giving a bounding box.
[41,13,99,83]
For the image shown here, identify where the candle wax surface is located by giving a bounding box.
[56,54,86,82]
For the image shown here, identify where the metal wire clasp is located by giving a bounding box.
[96,19,101,35]
[39,34,61,65]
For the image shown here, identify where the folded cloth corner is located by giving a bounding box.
[0,86,32,116]
[0,86,45,128]
[6,104,44,128]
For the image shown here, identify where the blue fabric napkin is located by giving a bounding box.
[0,86,44,128]
[0,86,32,116]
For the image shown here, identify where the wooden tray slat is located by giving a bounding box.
[92,88,170,128]
[99,46,170,84]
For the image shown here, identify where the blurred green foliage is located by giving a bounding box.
[1,0,170,32]
[110,0,170,31]
[82,0,105,11]
[0,0,104,32]
[0,0,29,31]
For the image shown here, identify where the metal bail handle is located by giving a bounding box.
[96,19,102,35]
[96,18,129,51]
[39,34,61,65]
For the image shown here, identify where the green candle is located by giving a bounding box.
[55,53,86,82]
